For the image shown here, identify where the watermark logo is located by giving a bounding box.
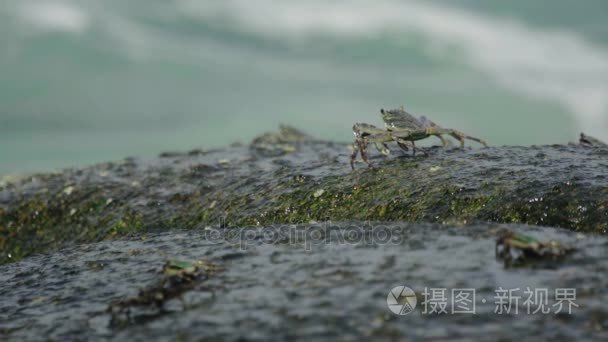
[387,286,579,316]
[201,220,406,251]
[387,286,417,315]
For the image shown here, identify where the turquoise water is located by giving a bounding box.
[1,0,608,175]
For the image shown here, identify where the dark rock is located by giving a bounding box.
[0,127,607,264]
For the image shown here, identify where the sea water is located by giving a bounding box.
[1,0,607,174]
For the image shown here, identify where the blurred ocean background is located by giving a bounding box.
[1,0,608,175]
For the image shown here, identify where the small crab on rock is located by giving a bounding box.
[495,229,574,267]
[107,259,221,325]
[579,132,607,148]
[350,107,488,169]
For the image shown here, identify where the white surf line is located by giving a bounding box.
[179,0,608,139]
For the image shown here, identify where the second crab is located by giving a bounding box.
[350,107,488,169]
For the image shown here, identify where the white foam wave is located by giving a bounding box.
[17,0,89,34]
[178,0,608,138]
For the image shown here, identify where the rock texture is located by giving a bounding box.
[1,127,607,264]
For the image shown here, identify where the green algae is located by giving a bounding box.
[1,128,607,264]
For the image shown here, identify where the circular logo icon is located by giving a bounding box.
[387,286,417,315]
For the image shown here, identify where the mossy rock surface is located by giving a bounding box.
[1,128,607,264]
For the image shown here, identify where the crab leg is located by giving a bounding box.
[359,137,373,167]
[350,140,361,170]
[350,138,375,169]
[396,141,410,153]
[449,130,488,148]
[409,141,429,156]
[389,131,424,156]
[425,127,488,147]
[433,134,449,147]
[374,142,391,156]
[419,116,450,147]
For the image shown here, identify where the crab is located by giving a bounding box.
[251,124,312,157]
[107,259,221,325]
[350,107,488,169]
[382,108,488,151]
[350,122,413,169]
[579,132,607,148]
[495,230,574,267]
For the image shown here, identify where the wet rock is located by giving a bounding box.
[0,128,607,264]
[0,224,606,340]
